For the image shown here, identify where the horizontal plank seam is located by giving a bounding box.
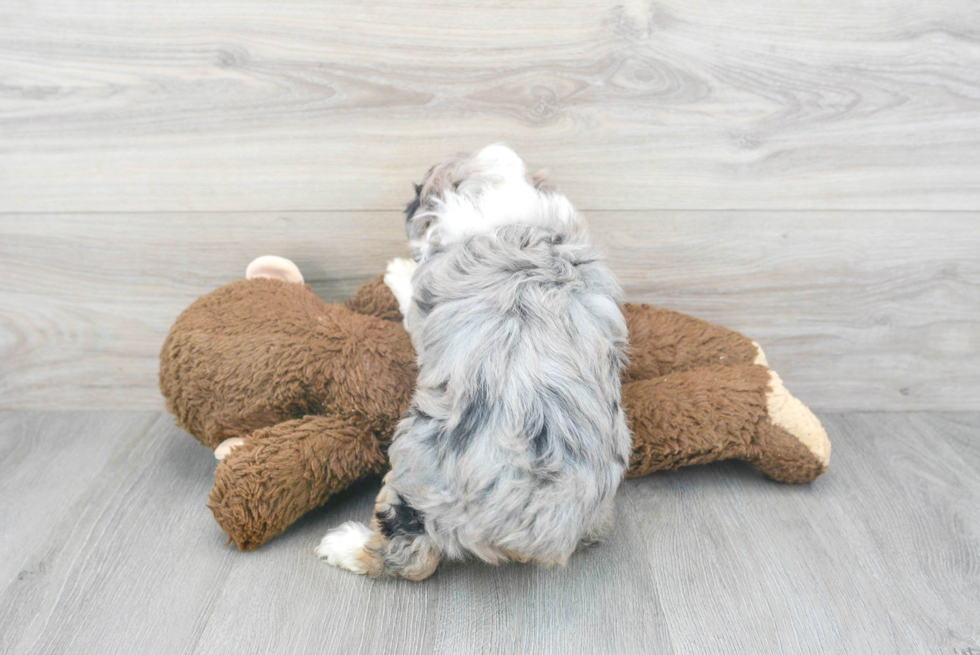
[1,208,979,216]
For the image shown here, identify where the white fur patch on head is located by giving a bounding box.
[441,144,537,235]
[315,522,373,574]
[412,144,578,260]
[470,143,529,184]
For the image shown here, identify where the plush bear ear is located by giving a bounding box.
[245,255,304,284]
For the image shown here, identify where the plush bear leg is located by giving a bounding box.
[337,286,832,485]
[208,415,387,551]
[343,291,772,373]
[623,365,829,484]
[344,275,404,322]
[621,303,764,381]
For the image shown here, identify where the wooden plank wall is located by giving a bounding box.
[1,0,978,411]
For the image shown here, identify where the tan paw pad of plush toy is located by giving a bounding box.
[159,256,830,550]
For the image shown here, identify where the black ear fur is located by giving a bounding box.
[405,183,423,221]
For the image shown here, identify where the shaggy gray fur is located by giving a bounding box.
[382,201,631,571]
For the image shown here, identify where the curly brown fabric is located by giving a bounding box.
[208,415,386,550]
[161,275,829,550]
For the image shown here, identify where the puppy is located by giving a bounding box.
[316,144,630,580]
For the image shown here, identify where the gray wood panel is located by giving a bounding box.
[1,1,979,212]
[0,412,229,655]
[0,412,158,586]
[1,213,977,412]
[625,412,980,653]
[1,411,977,654]
[3,1,978,651]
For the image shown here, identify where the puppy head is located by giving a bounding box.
[404,144,561,261]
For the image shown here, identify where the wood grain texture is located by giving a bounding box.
[0,412,158,586]
[623,412,980,654]
[1,411,977,654]
[1,0,979,212]
[3,2,977,651]
[1,212,977,411]
[0,412,229,655]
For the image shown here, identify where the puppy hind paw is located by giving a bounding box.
[316,522,373,574]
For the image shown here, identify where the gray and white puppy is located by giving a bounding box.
[316,144,630,580]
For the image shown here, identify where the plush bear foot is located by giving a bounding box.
[245,255,304,284]
[764,369,831,471]
[623,359,830,484]
[750,341,831,475]
[316,522,373,574]
[214,437,245,461]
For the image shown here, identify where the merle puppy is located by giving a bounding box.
[316,144,630,580]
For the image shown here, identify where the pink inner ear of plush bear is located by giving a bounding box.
[245,255,305,284]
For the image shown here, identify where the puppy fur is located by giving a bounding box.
[317,145,630,580]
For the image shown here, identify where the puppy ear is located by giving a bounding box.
[531,169,555,191]
[405,183,423,221]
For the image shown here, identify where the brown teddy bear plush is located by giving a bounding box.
[160,257,830,551]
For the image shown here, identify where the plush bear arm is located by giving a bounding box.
[623,364,829,483]
[622,303,764,383]
[343,290,768,379]
[344,275,403,321]
[208,415,387,551]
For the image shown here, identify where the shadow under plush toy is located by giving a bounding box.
[159,255,830,551]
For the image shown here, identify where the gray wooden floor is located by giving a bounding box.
[3,1,979,653]
[1,411,977,655]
